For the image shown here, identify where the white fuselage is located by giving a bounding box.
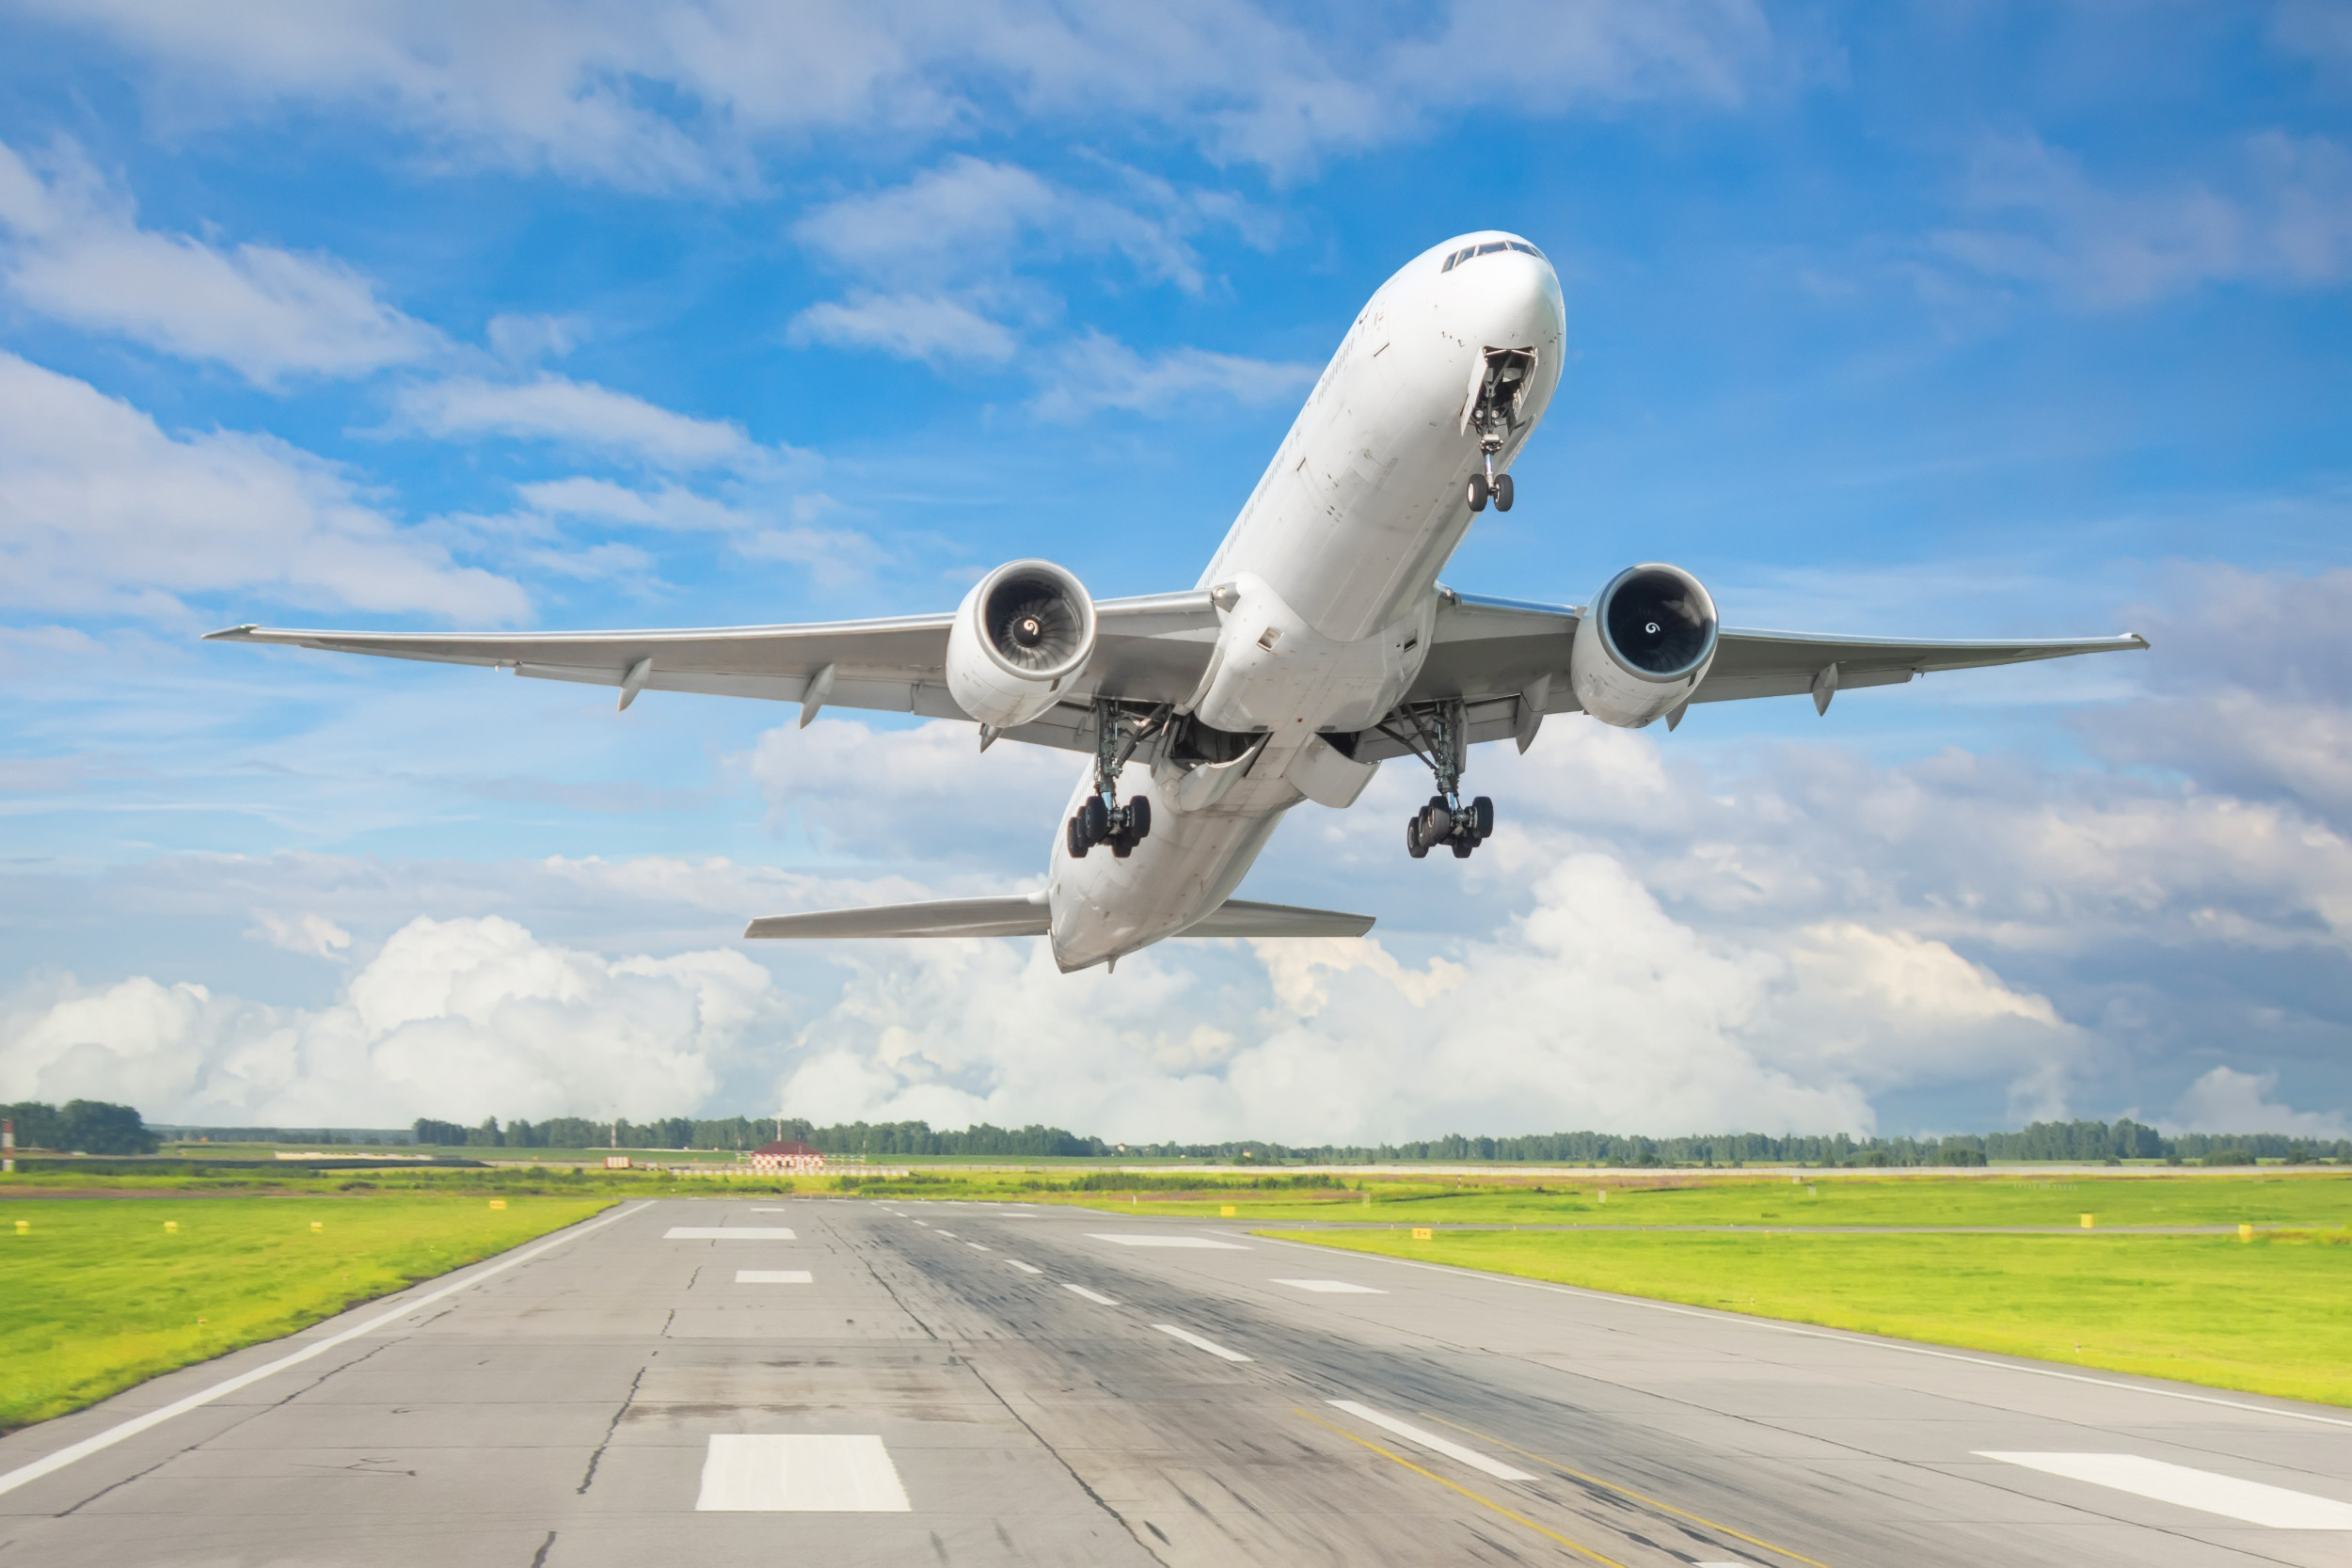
[1045,232,1565,970]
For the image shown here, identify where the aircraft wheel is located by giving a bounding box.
[1066,816,1086,858]
[1406,818,1428,859]
[1127,796,1152,842]
[1467,473,1489,513]
[1079,795,1108,845]
[1492,473,1514,512]
[1470,795,1495,839]
[1451,838,1474,859]
[1110,834,1135,859]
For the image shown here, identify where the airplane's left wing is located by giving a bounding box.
[1359,591,2148,760]
[206,592,1223,753]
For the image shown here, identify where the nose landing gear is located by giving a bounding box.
[1462,345,1534,515]
[1067,700,1168,859]
[1379,698,1495,860]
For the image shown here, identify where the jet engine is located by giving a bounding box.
[946,559,1098,730]
[1568,563,1719,728]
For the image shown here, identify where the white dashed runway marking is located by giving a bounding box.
[1327,1401,1535,1481]
[1154,1323,1252,1363]
[694,1434,911,1512]
[1062,1283,1119,1307]
[1978,1452,2352,1529]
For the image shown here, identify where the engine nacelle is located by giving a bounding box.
[1569,563,1719,728]
[946,559,1098,730]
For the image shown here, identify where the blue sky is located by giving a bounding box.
[0,1,2346,1143]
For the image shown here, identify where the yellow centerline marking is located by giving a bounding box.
[1295,1408,1630,1568]
[1422,1412,1836,1568]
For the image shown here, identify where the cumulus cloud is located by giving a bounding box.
[247,910,352,959]
[1935,133,2352,308]
[0,914,779,1125]
[394,374,755,468]
[14,2,1786,186]
[0,351,526,621]
[787,293,1020,365]
[0,138,442,384]
[2171,1066,2349,1139]
[1029,330,1318,420]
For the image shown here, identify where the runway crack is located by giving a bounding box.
[528,1528,556,1567]
[575,1365,646,1495]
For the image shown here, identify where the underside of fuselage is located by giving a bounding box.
[1044,230,1566,970]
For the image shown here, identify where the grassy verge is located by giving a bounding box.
[0,1196,610,1433]
[1268,1226,2352,1408]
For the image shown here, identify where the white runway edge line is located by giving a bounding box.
[1327,1400,1535,1481]
[696,1434,911,1512]
[1978,1452,2352,1530]
[1088,1232,1249,1249]
[0,1199,655,1500]
[1006,1260,1043,1275]
[1155,1324,1253,1363]
[1257,1237,2352,1433]
[1062,1283,1120,1306]
[736,1271,815,1284]
[665,1227,796,1240]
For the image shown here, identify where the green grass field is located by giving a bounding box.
[1039,1170,2352,1227]
[1272,1226,2352,1407]
[0,1196,610,1433]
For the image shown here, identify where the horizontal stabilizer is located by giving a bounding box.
[742,894,1374,942]
[1185,899,1376,938]
[745,895,1049,941]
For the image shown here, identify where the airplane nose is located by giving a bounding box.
[1456,247,1564,349]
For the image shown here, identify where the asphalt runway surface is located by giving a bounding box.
[4,1197,2348,1566]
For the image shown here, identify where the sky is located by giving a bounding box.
[0,0,2347,1145]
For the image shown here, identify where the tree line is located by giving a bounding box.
[399,1114,2352,1166]
[1,1101,158,1155]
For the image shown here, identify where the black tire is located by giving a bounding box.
[1423,802,1452,841]
[1127,796,1152,841]
[1466,473,1489,513]
[1067,816,1086,858]
[1493,473,1514,511]
[1470,795,1495,839]
[1079,796,1108,845]
[1451,838,1474,859]
[1111,835,1134,859]
[1406,818,1428,859]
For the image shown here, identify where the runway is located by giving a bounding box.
[3,1196,2348,1566]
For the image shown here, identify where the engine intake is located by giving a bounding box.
[947,559,1098,730]
[1569,563,1718,728]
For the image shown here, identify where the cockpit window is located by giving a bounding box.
[1442,239,1546,272]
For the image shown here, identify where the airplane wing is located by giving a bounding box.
[745,895,1372,941]
[205,592,1221,754]
[1358,591,2150,761]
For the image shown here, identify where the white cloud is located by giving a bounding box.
[0,914,780,1125]
[2170,1066,2349,1139]
[247,910,353,959]
[0,351,526,621]
[15,2,1786,185]
[0,139,440,385]
[749,717,1073,862]
[1935,133,2352,309]
[787,293,1020,364]
[516,475,755,531]
[394,374,755,468]
[1030,330,1318,420]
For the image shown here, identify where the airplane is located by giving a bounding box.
[210,230,2147,974]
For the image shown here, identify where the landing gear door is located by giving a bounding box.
[1459,345,1540,438]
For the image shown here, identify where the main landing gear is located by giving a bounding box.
[1068,701,1168,859]
[1376,699,1495,860]
[1466,469,1514,514]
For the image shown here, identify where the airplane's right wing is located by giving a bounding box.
[207,591,1222,755]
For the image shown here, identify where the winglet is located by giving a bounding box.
[202,624,261,641]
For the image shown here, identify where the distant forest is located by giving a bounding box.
[401,1114,2351,1167]
[13,1101,2345,1165]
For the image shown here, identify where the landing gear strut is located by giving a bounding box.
[1377,699,1495,860]
[1068,701,1167,859]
